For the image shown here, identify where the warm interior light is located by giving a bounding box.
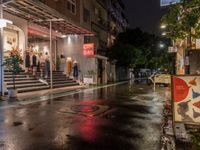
[61,35,67,38]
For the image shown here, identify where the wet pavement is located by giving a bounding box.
[0,81,164,150]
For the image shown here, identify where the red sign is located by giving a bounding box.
[83,43,94,57]
[173,77,190,102]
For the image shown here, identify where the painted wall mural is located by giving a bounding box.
[173,76,200,124]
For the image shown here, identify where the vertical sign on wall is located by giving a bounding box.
[172,75,200,124]
[83,43,94,57]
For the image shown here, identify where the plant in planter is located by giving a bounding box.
[2,48,23,98]
[190,130,200,150]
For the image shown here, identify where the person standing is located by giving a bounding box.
[32,52,37,77]
[45,52,50,78]
[25,52,30,73]
[73,61,78,80]
[39,53,45,78]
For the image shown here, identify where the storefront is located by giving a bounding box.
[0,0,93,94]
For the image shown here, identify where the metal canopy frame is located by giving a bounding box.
[3,0,93,35]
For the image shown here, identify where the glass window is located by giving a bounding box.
[67,0,76,14]
[83,8,90,23]
[84,36,91,44]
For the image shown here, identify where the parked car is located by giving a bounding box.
[148,72,171,86]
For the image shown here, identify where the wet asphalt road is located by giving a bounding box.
[0,81,164,150]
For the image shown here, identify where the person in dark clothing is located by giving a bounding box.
[32,54,37,77]
[25,52,30,73]
[32,54,37,67]
[73,62,78,80]
[45,53,50,78]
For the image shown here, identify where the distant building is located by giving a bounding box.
[107,0,129,46]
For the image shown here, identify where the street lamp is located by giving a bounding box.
[160,24,167,29]
[159,43,165,49]
[162,32,167,36]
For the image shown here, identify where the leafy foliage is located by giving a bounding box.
[2,48,23,89]
[190,130,200,149]
[161,0,200,40]
[107,28,170,71]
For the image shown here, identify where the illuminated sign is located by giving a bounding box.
[83,43,94,57]
[160,0,181,6]
[168,46,178,53]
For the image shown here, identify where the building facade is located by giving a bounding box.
[0,0,129,94]
[107,0,129,46]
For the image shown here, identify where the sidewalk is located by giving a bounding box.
[0,81,130,109]
[0,85,86,109]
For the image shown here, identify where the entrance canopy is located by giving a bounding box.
[2,0,93,35]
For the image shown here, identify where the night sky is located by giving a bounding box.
[123,0,167,35]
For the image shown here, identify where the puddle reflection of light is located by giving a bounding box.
[78,118,98,141]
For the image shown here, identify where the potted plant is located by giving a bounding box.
[2,48,23,98]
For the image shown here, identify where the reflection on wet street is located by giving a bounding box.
[0,81,164,150]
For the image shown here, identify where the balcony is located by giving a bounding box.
[97,17,108,29]
[95,40,107,56]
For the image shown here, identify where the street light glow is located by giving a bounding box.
[160,24,167,29]
[159,43,165,48]
[162,32,167,36]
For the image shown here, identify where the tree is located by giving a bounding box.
[2,48,23,89]
[161,0,200,40]
[107,28,165,70]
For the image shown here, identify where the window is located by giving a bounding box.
[67,0,76,14]
[83,8,90,23]
[84,36,91,44]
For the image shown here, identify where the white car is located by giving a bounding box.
[149,73,171,85]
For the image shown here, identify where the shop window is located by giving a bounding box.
[84,36,91,44]
[83,8,90,23]
[67,0,76,14]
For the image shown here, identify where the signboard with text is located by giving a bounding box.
[172,75,200,124]
[160,0,181,6]
[83,43,94,57]
[168,46,178,53]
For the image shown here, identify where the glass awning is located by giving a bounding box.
[2,0,93,35]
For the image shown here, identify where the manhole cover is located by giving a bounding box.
[70,105,100,113]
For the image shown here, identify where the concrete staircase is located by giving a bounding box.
[4,70,79,93]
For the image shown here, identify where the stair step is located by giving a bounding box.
[46,78,73,82]
[17,85,50,93]
[53,82,79,88]
[51,80,76,84]
[7,83,47,89]
[4,70,25,72]
[5,78,36,81]
[4,75,28,78]
[6,80,41,85]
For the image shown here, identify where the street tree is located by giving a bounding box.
[161,0,200,40]
[107,28,169,71]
